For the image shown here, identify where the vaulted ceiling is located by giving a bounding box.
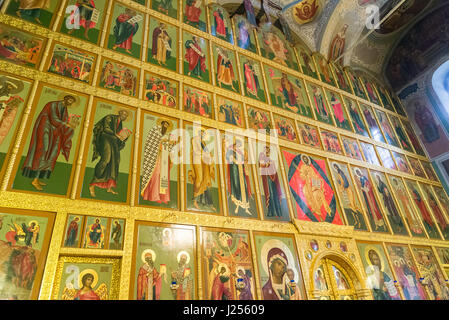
[219,0,448,89]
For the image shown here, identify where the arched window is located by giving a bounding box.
[432,60,449,117]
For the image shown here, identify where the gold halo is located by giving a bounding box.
[157,118,173,132]
[236,266,246,275]
[57,92,80,108]
[141,249,156,264]
[113,219,120,225]
[78,269,98,289]
[177,251,190,264]
[364,245,385,272]
[114,107,133,121]
[217,263,230,275]
[28,220,38,227]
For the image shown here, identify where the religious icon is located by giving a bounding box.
[293,0,320,24]
[344,98,369,138]
[390,93,406,117]
[412,246,449,300]
[341,136,363,161]
[265,66,313,118]
[148,19,177,72]
[273,114,298,143]
[202,228,256,300]
[152,0,177,18]
[388,176,425,237]
[138,113,179,209]
[282,150,343,224]
[60,0,107,44]
[106,3,144,59]
[422,161,437,181]
[389,114,413,152]
[183,32,210,83]
[352,167,389,233]
[0,209,54,299]
[308,83,333,125]
[433,188,449,226]
[240,55,266,102]
[233,15,256,53]
[405,180,441,240]
[247,106,271,133]
[436,247,449,265]
[223,136,258,219]
[213,44,239,93]
[420,184,449,240]
[0,74,31,171]
[54,256,120,300]
[47,43,95,84]
[325,90,352,131]
[401,119,425,156]
[313,54,336,86]
[80,100,135,203]
[209,4,234,44]
[375,110,399,147]
[329,161,367,230]
[12,85,87,196]
[360,104,385,143]
[6,0,61,28]
[254,143,290,221]
[314,265,329,292]
[408,157,426,178]
[108,219,124,250]
[296,44,318,79]
[259,28,298,71]
[183,0,206,31]
[321,130,343,155]
[377,85,395,112]
[82,216,107,249]
[0,24,44,68]
[144,72,177,108]
[371,171,408,235]
[329,63,350,93]
[377,147,397,170]
[98,59,138,97]
[310,240,319,252]
[360,142,380,166]
[185,124,220,214]
[217,96,244,128]
[254,232,305,300]
[362,77,380,105]
[328,24,348,64]
[132,223,196,300]
[386,244,428,300]
[183,85,213,119]
[297,122,321,149]
[356,242,401,300]
[392,152,412,174]
[63,214,85,248]
[346,69,367,99]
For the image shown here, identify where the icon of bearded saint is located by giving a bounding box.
[294,0,320,24]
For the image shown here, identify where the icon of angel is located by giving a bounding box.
[62,269,108,300]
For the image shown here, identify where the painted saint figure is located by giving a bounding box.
[110,220,122,249]
[0,77,25,145]
[375,174,406,234]
[141,120,176,204]
[188,128,216,211]
[262,247,291,300]
[22,95,79,191]
[170,252,192,300]
[216,48,236,91]
[311,86,328,120]
[226,139,253,216]
[259,146,283,218]
[68,0,97,40]
[413,101,440,143]
[89,109,131,197]
[74,273,100,300]
[213,7,227,38]
[185,36,206,79]
[65,216,80,247]
[366,249,399,300]
[152,23,172,66]
[86,218,103,247]
[243,60,260,98]
[354,169,385,231]
[329,24,348,63]
[185,0,202,28]
[15,0,50,24]
[112,8,140,55]
[137,250,163,300]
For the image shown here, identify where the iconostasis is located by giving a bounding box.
[0,0,448,300]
